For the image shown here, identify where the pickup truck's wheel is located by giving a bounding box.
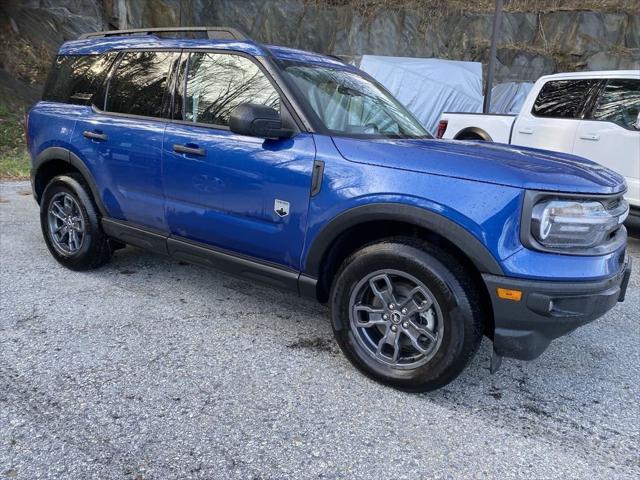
[330,239,483,392]
[457,133,486,141]
[40,174,111,271]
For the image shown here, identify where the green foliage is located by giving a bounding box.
[0,150,30,180]
[0,103,30,180]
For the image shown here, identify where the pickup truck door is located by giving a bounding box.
[573,78,640,208]
[162,51,316,270]
[511,79,601,154]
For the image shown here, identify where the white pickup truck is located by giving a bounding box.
[438,70,640,222]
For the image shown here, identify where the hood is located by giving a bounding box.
[331,137,625,195]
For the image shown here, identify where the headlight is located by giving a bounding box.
[525,194,628,252]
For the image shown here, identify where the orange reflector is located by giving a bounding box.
[496,288,522,302]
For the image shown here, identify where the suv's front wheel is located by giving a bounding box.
[40,174,112,270]
[330,239,483,392]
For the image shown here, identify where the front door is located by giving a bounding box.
[162,51,316,270]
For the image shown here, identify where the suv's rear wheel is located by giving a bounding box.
[330,238,483,392]
[40,175,111,270]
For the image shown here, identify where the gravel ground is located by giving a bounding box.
[1,180,639,480]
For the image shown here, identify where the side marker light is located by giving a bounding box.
[497,288,522,302]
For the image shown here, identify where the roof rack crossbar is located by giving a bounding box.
[78,27,249,41]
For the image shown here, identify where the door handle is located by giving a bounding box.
[579,133,600,141]
[518,127,534,135]
[173,144,206,156]
[83,130,107,141]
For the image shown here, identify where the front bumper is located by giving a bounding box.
[483,256,632,361]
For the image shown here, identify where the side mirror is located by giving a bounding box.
[229,103,294,139]
[635,111,640,130]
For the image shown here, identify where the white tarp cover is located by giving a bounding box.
[490,82,534,114]
[359,55,483,134]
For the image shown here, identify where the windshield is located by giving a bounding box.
[282,62,431,139]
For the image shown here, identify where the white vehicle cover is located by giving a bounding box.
[359,55,483,134]
[490,82,534,114]
[359,56,535,133]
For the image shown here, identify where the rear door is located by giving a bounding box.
[71,50,179,231]
[511,79,600,153]
[162,51,316,270]
[574,78,640,207]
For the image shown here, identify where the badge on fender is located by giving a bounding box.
[274,199,290,217]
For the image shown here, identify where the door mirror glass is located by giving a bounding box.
[229,103,293,139]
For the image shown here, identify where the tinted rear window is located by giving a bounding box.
[532,79,600,119]
[105,51,177,118]
[588,79,640,130]
[42,54,117,105]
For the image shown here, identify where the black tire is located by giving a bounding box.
[330,238,484,392]
[457,134,485,141]
[40,174,111,271]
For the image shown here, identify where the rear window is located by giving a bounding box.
[42,54,117,105]
[532,79,600,119]
[105,51,177,118]
[588,79,640,130]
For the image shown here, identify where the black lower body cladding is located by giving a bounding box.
[483,257,632,361]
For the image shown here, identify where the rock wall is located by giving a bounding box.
[1,0,638,108]
[202,0,639,79]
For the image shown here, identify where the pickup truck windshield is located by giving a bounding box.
[282,62,431,139]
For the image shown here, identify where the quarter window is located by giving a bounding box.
[183,53,280,127]
[588,79,640,130]
[105,51,176,117]
[42,54,117,105]
[532,80,600,119]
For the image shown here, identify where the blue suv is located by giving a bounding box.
[27,28,631,391]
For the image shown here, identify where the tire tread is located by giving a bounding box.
[330,236,485,392]
[40,174,111,271]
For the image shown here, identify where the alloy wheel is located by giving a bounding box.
[348,269,444,369]
[47,192,85,255]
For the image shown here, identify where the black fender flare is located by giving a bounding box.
[304,203,504,278]
[454,127,493,141]
[33,147,107,216]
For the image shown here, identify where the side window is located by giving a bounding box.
[532,80,600,119]
[42,53,116,105]
[105,51,176,117]
[588,79,640,130]
[184,52,280,127]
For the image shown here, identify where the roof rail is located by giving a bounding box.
[78,27,249,41]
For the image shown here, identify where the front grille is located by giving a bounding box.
[605,195,630,223]
[603,196,625,212]
[602,194,629,245]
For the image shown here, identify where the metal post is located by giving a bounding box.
[483,0,503,113]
